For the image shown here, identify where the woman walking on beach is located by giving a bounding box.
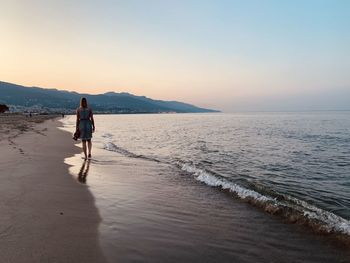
[76,97,95,159]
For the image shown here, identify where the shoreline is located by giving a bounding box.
[1,115,350,262]
[63,114,350,263]
[0,117,106,262]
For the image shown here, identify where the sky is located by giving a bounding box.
[0,0,349,111]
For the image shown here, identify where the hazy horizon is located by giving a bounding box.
[1,0,349,111]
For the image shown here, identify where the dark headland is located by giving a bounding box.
[0,81,219,114]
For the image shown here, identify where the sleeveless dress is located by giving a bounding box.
[78,108,93,140]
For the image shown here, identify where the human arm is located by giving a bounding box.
[76,109,80,131]
[90,109,95,132]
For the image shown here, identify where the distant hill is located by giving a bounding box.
[0,81,219,113]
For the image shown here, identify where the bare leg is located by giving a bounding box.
[88,140,92,157]
[82,140,87,159]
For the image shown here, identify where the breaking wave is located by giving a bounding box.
[103,142,161,163]
[180,163,350,239]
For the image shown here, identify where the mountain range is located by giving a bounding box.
[0,81,218,113]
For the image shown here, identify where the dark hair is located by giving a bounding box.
[80,97,88,108]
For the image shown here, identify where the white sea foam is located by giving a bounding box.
[284,195,350,235]
[103,142,131,156]
[180,163,350,236]
[181,163,274,203]
[103,142,158,162]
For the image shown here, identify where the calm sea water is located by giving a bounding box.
[62,112,350,261]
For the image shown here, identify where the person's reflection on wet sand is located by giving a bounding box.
[78,160,90,184]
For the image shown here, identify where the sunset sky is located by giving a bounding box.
[1,0,349,111]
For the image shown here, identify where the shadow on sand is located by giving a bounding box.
[78,159,91,184]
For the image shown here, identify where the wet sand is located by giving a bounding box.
[66,148,350,263]
[0,117,106,262]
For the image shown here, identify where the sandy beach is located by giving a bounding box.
[1,115,350,263]
[0,115,106,263]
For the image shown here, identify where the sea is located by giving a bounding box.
[62,112,350,262]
